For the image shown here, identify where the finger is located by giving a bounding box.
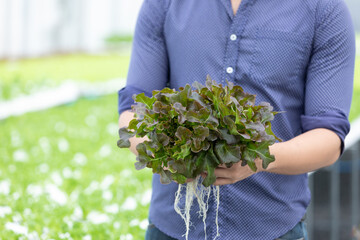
[213,177,234,186]
[216,164,227,168]
[214,167,233,179]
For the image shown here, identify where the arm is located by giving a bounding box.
[267,128,340,174]
[117,0,170,154]
[212,129,341,186]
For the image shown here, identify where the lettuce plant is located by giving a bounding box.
[117,77,281,240]
[117,77,280,187]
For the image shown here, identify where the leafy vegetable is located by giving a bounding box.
[117,76,280,187]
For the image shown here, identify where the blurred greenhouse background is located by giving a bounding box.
[0,0,142,58]
[0,0,359,239]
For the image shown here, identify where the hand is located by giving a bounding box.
[208,159,263,186]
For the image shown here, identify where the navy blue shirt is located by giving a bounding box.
[118,0,355,239]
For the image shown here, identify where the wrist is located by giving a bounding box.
[262,142,281,173]
[255,158,265,173]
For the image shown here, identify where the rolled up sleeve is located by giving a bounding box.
[118,86,153,115]
[118,0,170,115]
[302,0,356,151]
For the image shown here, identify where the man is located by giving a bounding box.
[118,0,355,239]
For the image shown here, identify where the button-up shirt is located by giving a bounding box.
[118,0,355,239]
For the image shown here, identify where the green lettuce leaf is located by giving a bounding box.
[117,76,281,186]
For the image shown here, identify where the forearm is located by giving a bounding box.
[265,128,341,175]
[118,110,147,156]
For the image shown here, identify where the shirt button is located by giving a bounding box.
[226,67,234,74]
[230,34,237,41]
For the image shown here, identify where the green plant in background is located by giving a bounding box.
[0,54,130,101]
[0,94,152,239]
[105,34,133,44]
[104,34,133,52]
[349,34,360,121]
[349,51,360,122]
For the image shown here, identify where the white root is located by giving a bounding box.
[184,179,196,238]
[195,183,211,239]
[174,181,195,240]
[213,185,220,239]
[174,183,186,224]
[174,177,221,240]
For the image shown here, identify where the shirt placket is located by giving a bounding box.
[222,0,255,84]
[212,1,256,239]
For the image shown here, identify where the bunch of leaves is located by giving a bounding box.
[117,77,281,187]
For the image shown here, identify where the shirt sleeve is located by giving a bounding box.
[301,0,356,152]
[118,0,170,115]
